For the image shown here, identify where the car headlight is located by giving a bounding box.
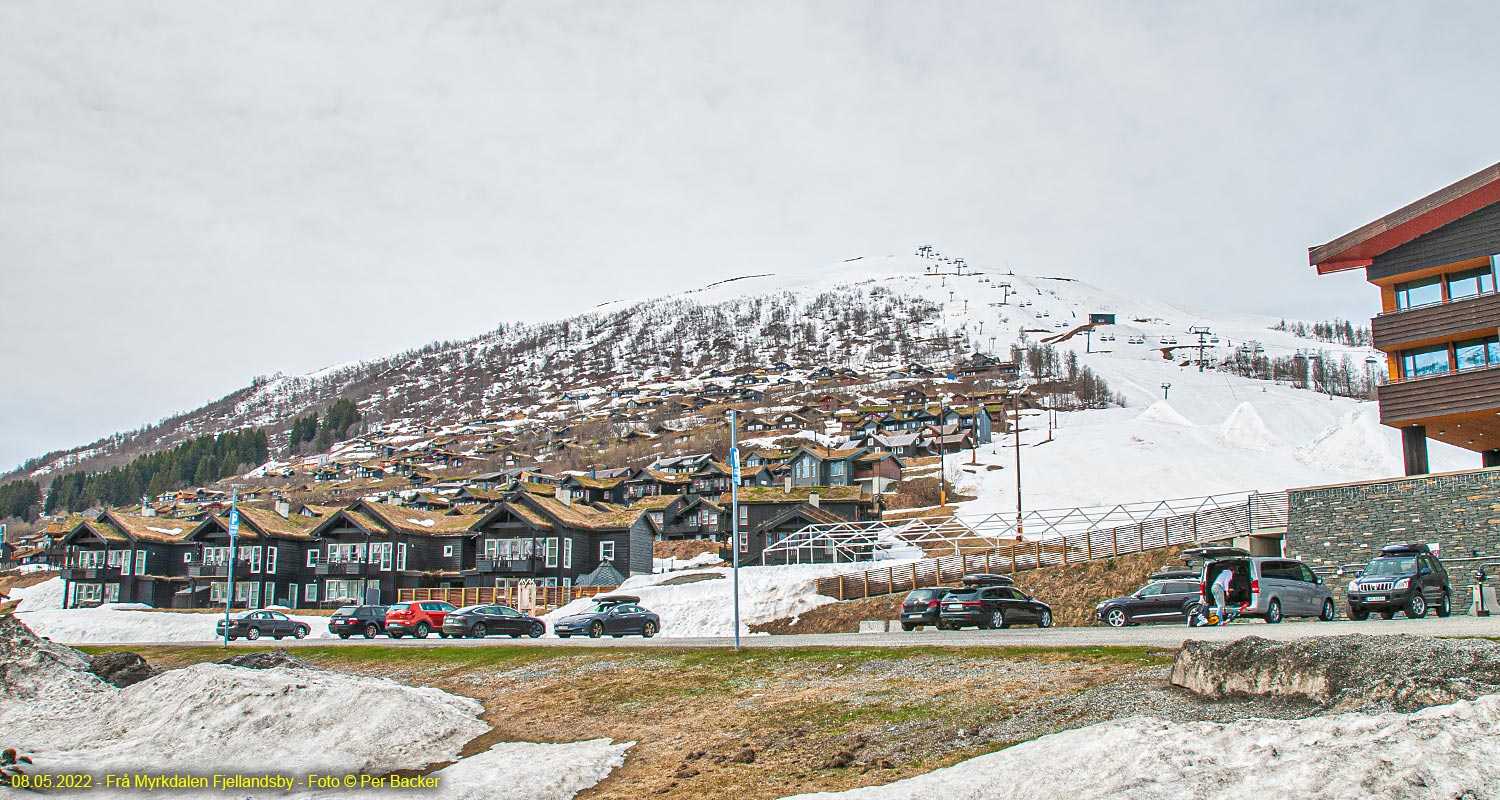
[1394,578,1410,590]
[1348,581,1359,592]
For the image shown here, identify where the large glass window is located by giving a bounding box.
[1401,344,1451,378]
[1455,336,1500,370]
[1395,275,1443,309]
[1447,266,1496,300]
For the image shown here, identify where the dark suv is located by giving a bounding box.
[1347,543,1452,620]
[899,586,957,631]
[328,605,389,639]
[939,584,1053,629]
[1095,579,1201,627]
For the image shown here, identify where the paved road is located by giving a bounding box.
[112,614,1500,649]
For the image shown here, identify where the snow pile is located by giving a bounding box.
[780,695,1500,800]
[1295,409,1401,478]
[1215,402,1280,451]
[371,740,631,800]
[653,551,725,571]
[1133,400,1194,427]
[546,562,891,637]
[12,580,335,643]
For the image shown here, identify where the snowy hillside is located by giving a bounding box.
[14,252,1472,505]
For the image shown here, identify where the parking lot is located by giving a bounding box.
[128,613,1500,649]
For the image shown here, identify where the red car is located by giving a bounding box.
[385,600,456,639]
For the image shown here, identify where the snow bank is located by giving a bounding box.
[10,576,63,612]
[780,695,1500,800]
[653,551,725,572]
[364,740,631,800]
[1295,409,1401,477]
[1215,402,1280,451]
[1134,400,1194,427]
[546,562,891,637]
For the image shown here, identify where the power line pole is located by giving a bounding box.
[1189,326,1214,372]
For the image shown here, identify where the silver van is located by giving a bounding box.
[1195,552,1337,624]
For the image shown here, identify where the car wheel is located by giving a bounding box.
[363,623,379,639]
[901,622,916,632]
[1319,599,1336,622]
[295,626,308,639]
[472,623,487,638]
[589,622,604,638]
[415,622,430,639]
[528,622,544,639]
[1348,607,1369,621]
[988,610,1007,630]
[247,627,262,640]
[1105,608,1129,628]
[1436,593,1452,618]
[1406,593,1427,619]
[1038,610,1053,629]
[1379,610,1396,620]
[339,633,350,639]
[642,621,657,638]
[1265,600,1282,625]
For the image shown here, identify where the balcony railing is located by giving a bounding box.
[62,566,103,580]
[472,558,536,573]
[187,562,230,577]
[314,561,378,576]
[1376,364,1500,424]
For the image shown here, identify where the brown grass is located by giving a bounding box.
[654,540,724,560]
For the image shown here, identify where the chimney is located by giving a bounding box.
[275,499,291,519]
[555,485,572,507]
[783,476,792,494]
[809,492,820,509]
[140,496,155,517]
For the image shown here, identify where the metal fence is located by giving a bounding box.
[813,491,1289,600]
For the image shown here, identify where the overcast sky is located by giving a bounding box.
[2,1,1498,471]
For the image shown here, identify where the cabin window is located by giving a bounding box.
[103,583,120,604]
[1455,336,1500,370]
[830,461,846,477]
[738,531,749,553]
[183,552,192,563]
[397,543,408,571]
[265,547,278,574]
[649,512,664,525]
[264,582,276,605]
[306,550,320,567]
[600,541,616,562]
[443,544,455,558]
[248,547,262,574]
[739,506,748,526]
[545,538,559,568]
[1448,265,1497,301]
[120,551,132,576]
[1401,343,1451,378]
[563,539,572,569]
[325,580,364,602]
[305,583,318,603]
[74,583,103,605]
[105,550,124,568]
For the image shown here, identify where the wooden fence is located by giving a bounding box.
[398,584,618,611]
[815,492,1287,600]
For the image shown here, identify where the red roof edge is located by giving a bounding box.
[1310,161,1500,274]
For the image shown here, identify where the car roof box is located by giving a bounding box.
[594,595,639,605]
[1149,568,1200,581]
[960,573,1014,586]
[1182,547,1251,561]
[1380,543,1430,555]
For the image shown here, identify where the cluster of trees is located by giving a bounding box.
[0,480,41,523]
[1273,319,1372,348]
[44,429,269,515]
[1011,342,1122,408]
[286,398,363,454]
[1218,349,1379,399]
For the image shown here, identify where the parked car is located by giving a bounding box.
[553,595,661,638]
[1186,548,1336,624]
[898,586,958,631]
[442,604,546,639]
[1095,579,1201,627]
[1346,543,1452,620]
[217,609,310,641]
[385,600,457,639]
[328,605,389,639]
[938,583,1053,629]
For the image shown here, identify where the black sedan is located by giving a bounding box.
[1095,579,1201,627]
[554,595,661,639]
[328,605,390,639]
[218,610,310,641]
[938,585,1053,629]
[442,604,546,639]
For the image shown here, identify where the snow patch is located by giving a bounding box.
[1215,402,1280,451]
[145,526,184,535]
[407,518,437,528]
[1133,400,1194,427]
[1295,409,1401,477]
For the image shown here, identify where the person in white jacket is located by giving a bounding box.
[1210,568,1234,624]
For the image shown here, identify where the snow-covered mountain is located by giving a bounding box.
[11,253,1473,504]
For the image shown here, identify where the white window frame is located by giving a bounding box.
[396,542,407,571]
[120,551,132,576]
[306,549,320,567]
[265,546,277,575]
[443,544,454,558]
[75,583,104,605]
[248,546,263,574]
[545,538,559,568]
[379,542,394,571]
[599,541,616,562]
[103,583,120,603]
[135,550,146,575]
[563,538,572,569]
[265,581,275,605]
[183,551,192,563]
[738,531,749,554]
[305,583,319,603]
[106,550,124,568]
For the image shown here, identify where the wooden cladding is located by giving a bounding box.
[1377,367,1500,425]
[1372,292,1500,351]
[1369,201,1500,282]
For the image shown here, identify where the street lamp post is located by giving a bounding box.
[728,410,742,651]
[1160,382,1172,400]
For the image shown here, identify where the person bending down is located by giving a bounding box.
[1210,568,1234,625]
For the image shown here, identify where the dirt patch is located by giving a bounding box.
[0,571,58,597]
[108,644,1183,800]
[751,596,902,635]
[654,540,724,560]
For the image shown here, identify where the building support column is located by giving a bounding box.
[1402,425,1430,476]
[1484,449,1500,468]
